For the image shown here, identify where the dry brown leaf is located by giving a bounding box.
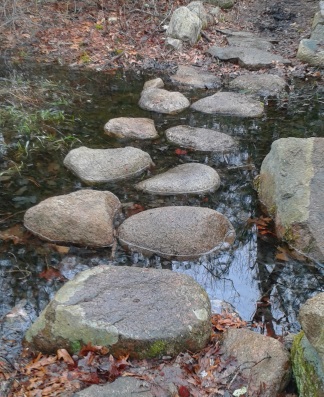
[57,349,75,365]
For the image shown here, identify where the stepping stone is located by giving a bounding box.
[143,78,164,90]
[170,65,221,89]
[104,117,159,140]
[208,46,290,70]
[64,146,154,184]
[138,87,190,114]
[229,74,287,97]
[191,92,264,117]
[297,39,324,67]
[25,266,212,358]
[166,125,236,152]
[24,190,121,247]
[118,206,235,260]
[226,36,273,51]
[135,163,220,195]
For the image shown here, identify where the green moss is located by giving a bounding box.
[291,331,324,397]
[70,340,82,354]
[147,340,167,358]
[283,226,297,244]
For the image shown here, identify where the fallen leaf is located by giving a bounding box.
[57,349,75,365]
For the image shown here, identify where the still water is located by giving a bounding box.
[0,59,323,359]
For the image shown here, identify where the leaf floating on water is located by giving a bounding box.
[39,267,65,281]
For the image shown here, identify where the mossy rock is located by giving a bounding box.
[291,331,324,397]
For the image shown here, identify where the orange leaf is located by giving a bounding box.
[57,349,75,365]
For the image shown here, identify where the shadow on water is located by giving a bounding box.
[0,57,323,359]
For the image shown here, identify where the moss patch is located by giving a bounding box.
[147,340,168,358]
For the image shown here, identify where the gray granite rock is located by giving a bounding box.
[24,190,121,247]
[191,91,264,117]
[165,37,183,51]
[64,146,154,184]
[165,125,236,152]
[135,163,221,195]
[226,36,273,51]
[187,1,209,28]
[25,265,211,358]
[208,45,290,70]
[104,117,159,140]
[229,74,287,97]
[167,6,202,45]
[222,328,291,396]
[139,88,190,114]
[170,65,221,89]
[297,39,324,67]
[143,78,164,90]
[118,206,235,260]
[311,24,324,41]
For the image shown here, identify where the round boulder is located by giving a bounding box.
[138,88,190,114]
[135,163,220,195]
[25,265,212,358]
[165,125,236,152]
[64,146,154,184]
[118,206,235,260]
[191,91,264,117]
[104,117,159,140]
[24,190,121,247]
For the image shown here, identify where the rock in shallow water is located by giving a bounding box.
[191,91,264,117]
[135,163,221,195]
[138,87,190,114]
[118,206,235,260]
[165,125,236,152]
[64,146,154,184]
[24,190,121,247]
[104,117,159,140]
[25,265,211,358]
[229,74,287,97]
[170,65,221,89]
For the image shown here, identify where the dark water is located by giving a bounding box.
[0,58,323,360]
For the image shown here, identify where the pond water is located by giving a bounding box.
[0,58,323,360]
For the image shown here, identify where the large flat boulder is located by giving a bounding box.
[226,36,273,51]
[118,206,235,260]
[24,190,121,247]
[64,146,154,184]
[191,92,264,117]
[222,328,291,396]
[299,293,324,369]
[165,125,236,152]
[229,74,287,97]
[258,137,324,262]
[208,45,290,70]
[170,65,221,89]
[135,163,221,195]
[104,117,159,140]
[138,87,190,114]
[25,266,212,358]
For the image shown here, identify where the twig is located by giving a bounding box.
[201,31,212,42]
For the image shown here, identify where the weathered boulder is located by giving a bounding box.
[229,74,287,97]
[135,163,221,195]
[186,1,209,28]
[170,65,221,89]
[143,78,164,90]
[165,37,183,51]
[208,45,290,70]
[74,377,154,397]
[204,0,235,9]
[222,328,291,396]
[299,293,324,368]
[165,125,236,152]
[104,117,159,140]
[311,24,324,41]
[23,190,120,247]
[191,92,264,117]
[138,87,190,114]
[25,266,212,358]
[64,146,154,184]
[258,137,324,262]
[292,331,324,397]
[166,6,202,45]
[297,39,324,67]
[118,206,235,260]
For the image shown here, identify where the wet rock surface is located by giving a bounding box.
[104,117,159,140]
[138,87,190,114]
[165,125,236,152]
[24,190,121,247]
[64,146,154,184]
[222,328,291,397]
[74,377,154,397]
[135,163,220,195]
[170,65,221,89]
[118,206,235,260]
[208,45,290,70]
[191,92,264,117]
[228,74,287,97]
[25,265,212,358]
[258,137,324,262]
